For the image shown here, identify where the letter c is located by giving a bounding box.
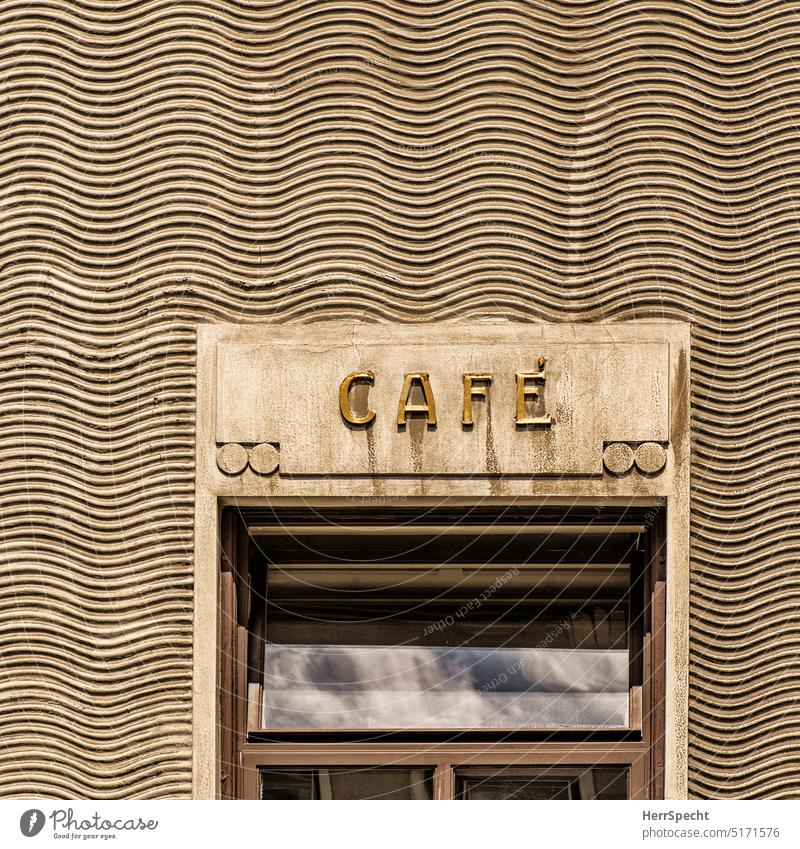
[339,371,376,425]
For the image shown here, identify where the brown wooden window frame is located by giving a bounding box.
[218,504,666,800]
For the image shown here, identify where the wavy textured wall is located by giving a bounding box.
[0,0,798,799]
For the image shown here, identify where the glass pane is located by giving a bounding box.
[455,766,628,800]
[260,522,635,730]
[263,644,628,728]
[261,767,434,800]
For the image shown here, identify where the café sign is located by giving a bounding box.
[201,322,685,478]
[339,362,552,428]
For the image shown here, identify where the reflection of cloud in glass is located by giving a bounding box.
[262,644,628,729]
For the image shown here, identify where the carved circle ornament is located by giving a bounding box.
[603,442,668,476]
[215,443,280,476]
[634,442,668,475]
[249,443,280,475]
[602,442,635,476]
[216,443,249,475]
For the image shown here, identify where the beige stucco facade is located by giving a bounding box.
[2,0,798,799]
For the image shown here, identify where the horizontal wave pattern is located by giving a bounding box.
[1,0,799,799]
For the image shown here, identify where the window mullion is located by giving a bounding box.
[434,762,454,800]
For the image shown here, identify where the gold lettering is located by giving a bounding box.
[339,370,376,425]
[462,373,492,426]
[515,358,552,426]
[397,372,437,426]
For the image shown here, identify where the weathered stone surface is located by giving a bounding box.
[214,323,672,477]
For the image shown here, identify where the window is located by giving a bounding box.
[219,505,666,799]
[261,767,435,800]
[454,766,627,800]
